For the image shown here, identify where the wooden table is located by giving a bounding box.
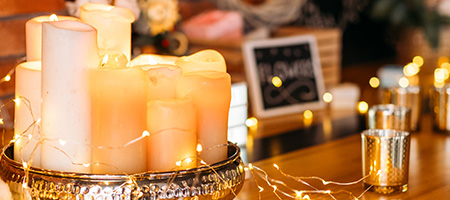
[235,113,450,199]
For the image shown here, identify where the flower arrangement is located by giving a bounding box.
[371,0,450,48]
[137,0,179,36]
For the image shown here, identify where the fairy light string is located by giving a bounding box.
[0,59,379,199]
[3,97,377,199]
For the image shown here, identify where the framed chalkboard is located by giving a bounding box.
[243,35,325,118]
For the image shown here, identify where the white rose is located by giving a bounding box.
[438,0,450,17]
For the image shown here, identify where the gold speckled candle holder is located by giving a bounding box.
[361,129,411,194]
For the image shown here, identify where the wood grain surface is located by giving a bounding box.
[236,114,450,199]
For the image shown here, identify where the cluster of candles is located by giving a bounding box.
[13,3,231,174]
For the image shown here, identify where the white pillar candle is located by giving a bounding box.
[175,49,227,74]
[25,15,79,61]
[40,20,98,173]
[130,54,178,67]
[90,66,148,174]
[147,98,197,171]
[80,3,135,61]
[176,71,231,164]
[141,64,182,101]
[14,61,41,167]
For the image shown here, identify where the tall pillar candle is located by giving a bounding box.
[41,21,98,173]
[80,3,135,61]
[90,66,148,174]
[176,71,231,164]
[141,64,182,101]
[175,49,227,74]
[147,98,197,171]
[26,15,79,61]
[14,61,41,167]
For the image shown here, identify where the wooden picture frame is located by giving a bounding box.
[243,35,326,118]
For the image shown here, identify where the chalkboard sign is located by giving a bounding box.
[243,35,325,118]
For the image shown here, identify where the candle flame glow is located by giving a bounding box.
[49,14,58,21]
[147,56,158,65]
[101,54,109,66]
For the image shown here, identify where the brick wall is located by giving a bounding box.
[0,0,67,129]
[0,0,66,91]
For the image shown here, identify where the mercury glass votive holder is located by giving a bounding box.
[367,104,411,131]
[0,142,245,200]
[430,85,450,132]
[380,86,421,131]
[361,129,411,194]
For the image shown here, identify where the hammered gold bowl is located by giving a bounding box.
[0,142,245,200]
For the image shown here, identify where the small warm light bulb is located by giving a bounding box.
[14,98,20,106]
[142,130,150,137]
[272,185,277,192]
[303,110,313,120]
[27,134,32,140]
[175,161,182,167]
[369,77,380,88]
[412,56,424,67]
[357,101,369,114]
[248,163,253,170]
[196,144,203,153]
[271,76,282,88]
[303,194,311,200]
[398,77,409,88]
[403,63,419,77]
[49,14,58,21]
[273,164,279,170]
[185,158,192,164]
[22,161,28,169]
[258,186,264,192]
[0,118,4,125]
[59,139,67,146]
[4,74,11,82]
[323,92,333,103]
[245,117,258,128]
[82,163,90,167]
